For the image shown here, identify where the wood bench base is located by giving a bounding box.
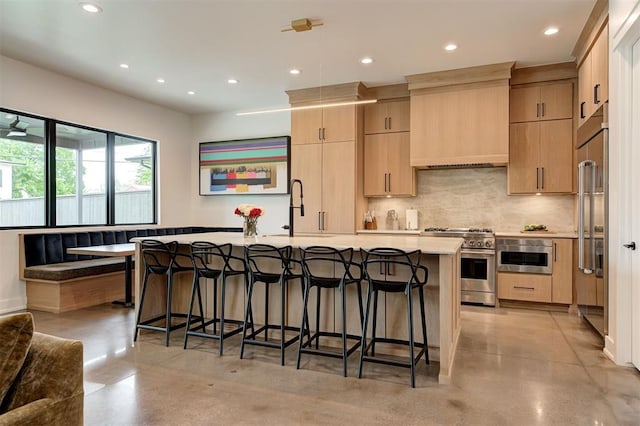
[26,271,125,313]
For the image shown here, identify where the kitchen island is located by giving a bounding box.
[132,232,462,384]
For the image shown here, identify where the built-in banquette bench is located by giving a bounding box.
[19,227,240,313]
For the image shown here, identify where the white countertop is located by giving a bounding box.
[356,229,421,235]
[495,231,578,239]
[133,232,463,255]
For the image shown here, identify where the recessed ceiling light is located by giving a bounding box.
[156,78,165,83]
[187,91,195,95]
[360,57,373,64]
[80,2,102,13]
[227,79,238,84]
[289,68,301,75]
[544,27,559,36]
[444,43,458,51]
[119,63,129,69]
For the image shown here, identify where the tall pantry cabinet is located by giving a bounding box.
[287,83,367,234]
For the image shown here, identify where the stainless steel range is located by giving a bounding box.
[422,227,496,306]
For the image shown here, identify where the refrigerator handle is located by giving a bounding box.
[589,161,596,272]
[578,160,594,274]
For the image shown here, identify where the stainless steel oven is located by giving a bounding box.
[423,227,496,306]
[496,238,552,275]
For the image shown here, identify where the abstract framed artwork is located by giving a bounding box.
[199,135,290,195]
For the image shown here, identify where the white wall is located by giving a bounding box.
[606,0,640,365]
[0,55,192,313]
[191,111,291,234]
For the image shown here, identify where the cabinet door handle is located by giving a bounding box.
[318,128,322,141]
[388,116,392,129]
[536,167,540,189]
[541,167,545,190]
[322,212,326,231]
[536,103,540,118]
[322,127,326,141]
[580,101,586,119]
[388,173,391,192]
[514,286,535,291]
[554,242,557,262]
[384,117,388,130]
[318,212,322,231]
[594,84,601,105]
[383,173,388,192]
[541,102,545,117]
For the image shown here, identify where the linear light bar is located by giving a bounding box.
[236,99,377,116]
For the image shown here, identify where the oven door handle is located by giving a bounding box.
[462,250,495,257]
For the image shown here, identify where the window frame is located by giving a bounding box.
[0,107,157,229]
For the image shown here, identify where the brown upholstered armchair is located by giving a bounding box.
[0,313,83,426]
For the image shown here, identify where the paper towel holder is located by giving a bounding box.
[405,209,419,230]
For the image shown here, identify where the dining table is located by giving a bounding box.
[67,243,136,307]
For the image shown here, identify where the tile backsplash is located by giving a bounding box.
[367,167,575,232]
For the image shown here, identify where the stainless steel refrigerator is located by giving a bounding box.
[577,104,608,337]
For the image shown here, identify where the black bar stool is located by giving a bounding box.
[183,241,249,355]
[296,246,363,377]
[240,243,303,366]
[357,247,429,388]
[134,240,201,347]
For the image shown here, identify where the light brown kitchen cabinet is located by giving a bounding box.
[551,239,573,304]
[510,83,573,123]
[508,119,573,194]
[498,238,573,305]
[578,23,608,126]
[291,104,356,145]
[364,132,415,197]
[364,99,410,134]
[498,273,552,302]
[291,141,357,234]
[410,82,509,167]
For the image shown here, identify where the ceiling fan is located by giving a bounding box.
[0,116,30,137]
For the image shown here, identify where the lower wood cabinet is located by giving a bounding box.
[498,238,573,304]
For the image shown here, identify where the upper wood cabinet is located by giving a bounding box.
[291,105,356,145]
[578,23,608,126]
[509,119,573,194]
[509,82,573,123]
[364,132,415,197]
[364,99,410,134]
[409,81,509,167]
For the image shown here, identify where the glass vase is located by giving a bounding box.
[243,217,258,238]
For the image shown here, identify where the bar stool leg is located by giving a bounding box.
[212,279,219,335]
[358,284,373,379]
[165,271,173,347]
[371,290,379,356]
[240,278,256,360]
[282,280,288,365]
[341,284,348,377]
[183,273,200,349]
[407,288,416,388]
[296,281,312,370]
[219,278,226,356]
[134,270,151,342]
[419,286,429,364]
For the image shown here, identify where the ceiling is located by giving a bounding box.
[0,0,595,115]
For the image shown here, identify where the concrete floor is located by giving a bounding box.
[30,304,640,425]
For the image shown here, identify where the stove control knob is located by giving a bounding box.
[468,240,475,247]
[485,241,492,248]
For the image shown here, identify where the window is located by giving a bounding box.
[0,113,46,227]
[56,124,107,225]
[0,108,157,228]
[114,135,155,224]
